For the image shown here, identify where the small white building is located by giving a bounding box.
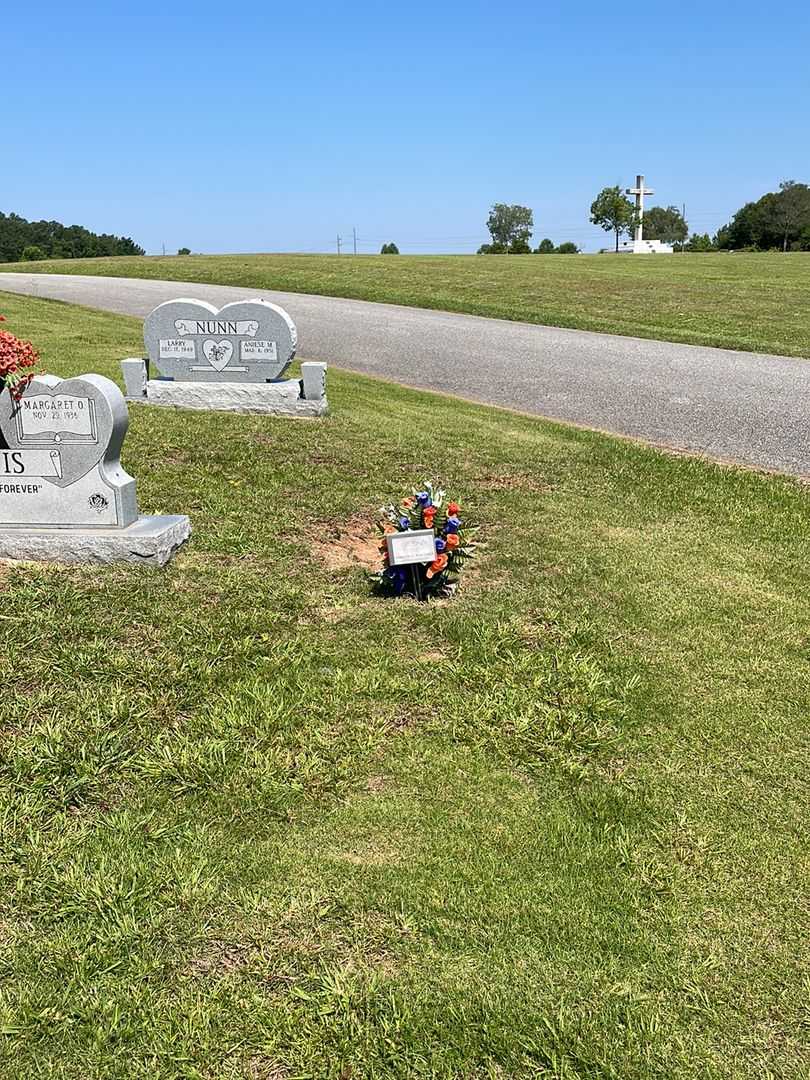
[616,238,673,254]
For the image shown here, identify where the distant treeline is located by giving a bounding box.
[715,181,810,251]
[0,211,144,263]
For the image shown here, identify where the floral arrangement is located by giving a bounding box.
[377,480,476,599]
[0,315,40,401]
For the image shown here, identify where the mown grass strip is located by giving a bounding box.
[2,250,810,356]
[0,291,807,1078]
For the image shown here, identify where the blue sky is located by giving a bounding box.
[6,1,809,254]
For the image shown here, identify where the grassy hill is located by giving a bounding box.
[0,289,808,1078]
[1,251,809,357]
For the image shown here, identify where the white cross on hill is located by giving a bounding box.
[626,174,654,242]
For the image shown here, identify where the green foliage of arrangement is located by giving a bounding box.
[0,292,808,1078]
[0,210,144,263]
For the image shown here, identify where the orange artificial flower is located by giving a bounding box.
[447,501,460,515]
[422,506,436,527]
[426,553,448,579]
[402,497,415,508]
[444,533,460,550]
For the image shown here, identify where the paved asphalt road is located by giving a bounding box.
[1,272,808,477]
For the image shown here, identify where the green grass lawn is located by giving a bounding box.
[0,291,808,1079]
[2,251,810,357]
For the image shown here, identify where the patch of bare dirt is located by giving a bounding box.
[333,844,402,867]
[244,1056,290,1080]
[475,468,553,494]
[309,515,382,571]
[365,774,389,794]
[186,940,251,976]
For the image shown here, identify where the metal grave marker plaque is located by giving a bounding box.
[386,529,437,566]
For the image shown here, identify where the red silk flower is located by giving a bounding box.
[426,553,448,579]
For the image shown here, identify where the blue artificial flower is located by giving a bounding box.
[444,515,460,534]
[416,491,433,508]
[435,537,446,553]
[399,516,411,530]
[385,566,408,595]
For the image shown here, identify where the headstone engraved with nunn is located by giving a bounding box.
[122,298,328,416]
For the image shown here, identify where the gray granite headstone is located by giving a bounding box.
[0,374,136,528]
[0,373,190,565]
[143,298,297,383]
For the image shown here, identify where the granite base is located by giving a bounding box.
[121,359,328,416]
[0,515,191,567]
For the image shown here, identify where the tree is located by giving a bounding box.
[771,181,810,252]
[535,238,555,254]
[485,203,533,254]
[642,205,688,246]
[555,242,580,254]
[717,181,810,250]
[380,242,400,254]
[685,233,715,252]
[20,245,46,261]
[590,186,635,252]
[0,210,144,262]
[177,247,191,255]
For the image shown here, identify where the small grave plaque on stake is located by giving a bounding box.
[385,529,437,567]
[376,481,476,600]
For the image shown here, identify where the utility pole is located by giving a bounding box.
[682,204,687,253]
[353,226,357,255]
[336,234,342,255]
[161,242,166,256]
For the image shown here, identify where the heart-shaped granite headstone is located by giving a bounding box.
[0,374,125,489]
[143,298,297,383]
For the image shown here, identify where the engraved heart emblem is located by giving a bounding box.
[202,339,234,371]
[0,374,126,489]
